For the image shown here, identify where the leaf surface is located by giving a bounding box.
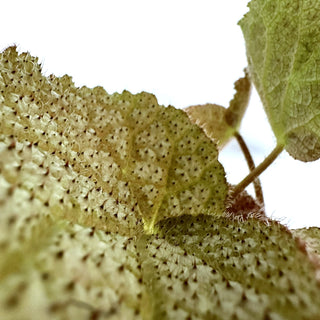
[141,215,320,319]
[1,46,320,320]
[1,204,320,319]
[292,227,320,267]
[239,0,320,161]
[0,46,227,233]
[185,71,251,149]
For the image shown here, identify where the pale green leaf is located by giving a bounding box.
[239,0,320,161]
[1,46,320,320]
[0,46,227,233]
[142,215,320,319]
[185,103,232,148]
[292,227,320,263]
[225,69,252,130]
[1,178,320,320]
[185,70,251,149]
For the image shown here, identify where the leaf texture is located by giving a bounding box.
[239,0,320,161]
[1,207,320,319]
[185,71,251,149]
[0,46,227,233]
[293,227,320,258]
[1,46,320,320]
[292,227,320,278]
[143,215,320,319]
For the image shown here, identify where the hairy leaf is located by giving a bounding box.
[1,47,320,320]
[0,46,227,233]
[292,227,320,268]
[239,0,320,161]
[185,71,251,149]
[1,206,320,319]
[143,215,320,319]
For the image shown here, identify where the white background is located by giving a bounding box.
[1,1,319,229]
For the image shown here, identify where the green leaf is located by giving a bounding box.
[185,103,231,148]
[185,70,251,149]
[142,215,320,319]
[0,46,320,320]
[239,0,320,161]
[0,46,227,234]
[292,227,320,262]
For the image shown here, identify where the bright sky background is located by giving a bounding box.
[1,1,319,229]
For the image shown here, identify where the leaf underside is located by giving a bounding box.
[185,70,251,149]
[239,0,320,161]
[0,47,320,320]
[292,227,320,262]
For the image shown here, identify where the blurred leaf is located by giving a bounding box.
[185,70,251,149]
[292,227,320,263]
[185,103,231,148]
[225,69,252,130]
[239,0,320,161]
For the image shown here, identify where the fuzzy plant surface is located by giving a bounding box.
[239,0,320,161]
[1,46,320,320]
[1,0,320,318]
[185,70,251,150]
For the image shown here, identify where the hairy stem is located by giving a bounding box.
[234,132,264,205]
[233,144,284,198]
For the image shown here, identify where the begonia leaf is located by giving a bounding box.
[239,0,320,161]
[185,70,251,149]
[0,46,227,234]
